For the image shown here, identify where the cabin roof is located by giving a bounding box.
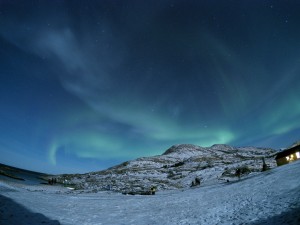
[275,145,300,159]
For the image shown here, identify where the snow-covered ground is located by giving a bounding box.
[1,160,300,225]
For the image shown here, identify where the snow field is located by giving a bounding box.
[1,160,300,224]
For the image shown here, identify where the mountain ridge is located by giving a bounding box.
[55,143,277,193]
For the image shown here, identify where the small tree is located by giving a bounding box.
[191,177,201,187]
[262,157,268,171]
[235,168,241,179]
[235,166,251,179]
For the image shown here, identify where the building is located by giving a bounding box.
[275,145,300,166]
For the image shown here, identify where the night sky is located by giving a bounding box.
[1,1,300,174]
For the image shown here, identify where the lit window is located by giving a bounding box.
[296,152,300,159]
[286,156,290,161]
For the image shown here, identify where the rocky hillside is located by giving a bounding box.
[55,144,277,193]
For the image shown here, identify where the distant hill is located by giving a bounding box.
[0,163,49,185]
[55,144,277,193]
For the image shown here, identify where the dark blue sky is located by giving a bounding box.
[1,0,300,174]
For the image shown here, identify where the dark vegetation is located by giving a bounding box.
[190,177,201,187]
[0,170,25,181]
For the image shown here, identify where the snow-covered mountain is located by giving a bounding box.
[56,144,277,193]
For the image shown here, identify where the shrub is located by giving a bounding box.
[171,161,185,167]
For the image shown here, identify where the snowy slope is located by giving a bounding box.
[55,144,277,193]
[0,160,300,225]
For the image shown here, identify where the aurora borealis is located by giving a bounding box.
[1,1,300,174]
